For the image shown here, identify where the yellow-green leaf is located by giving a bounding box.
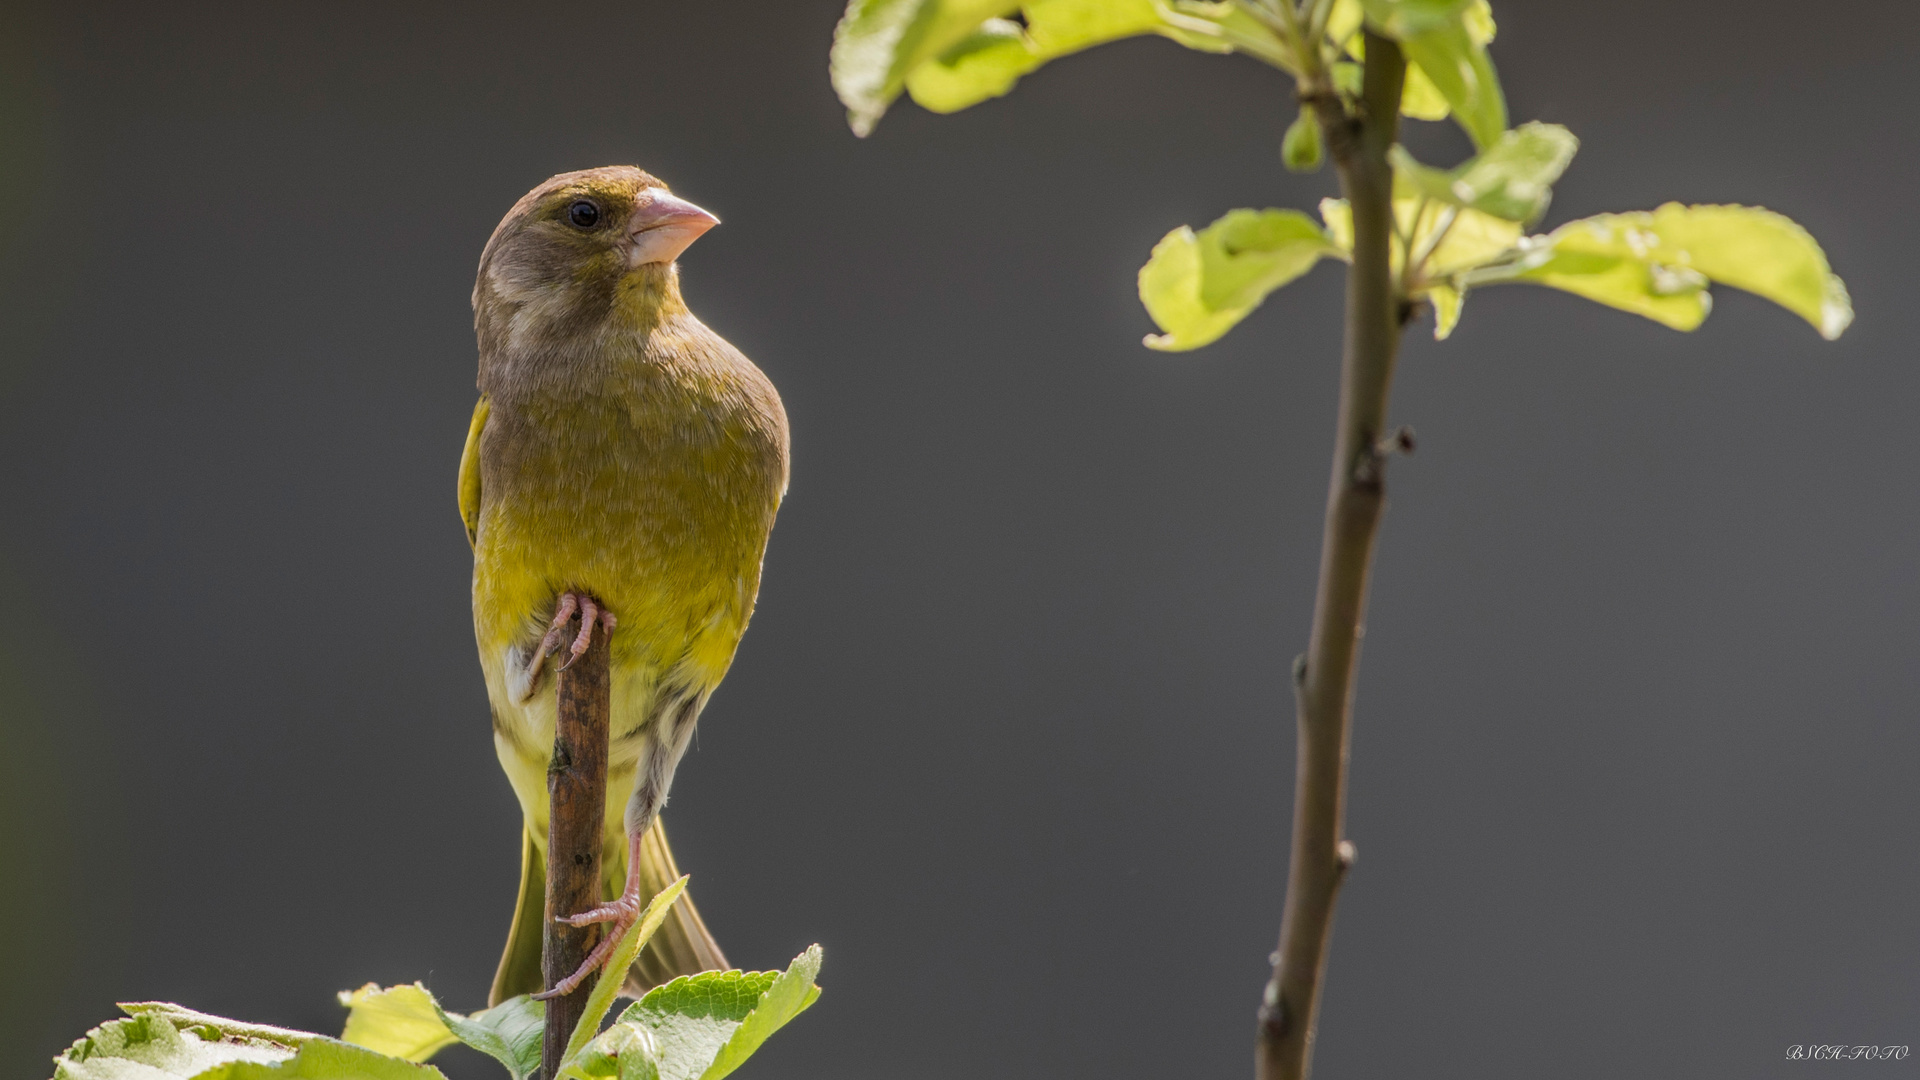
[903,19,1040,112]
[1391,122,1579,223]
[831,0,1023,135]
[1360,0,1471,39]
[1394,15,1505,147]
[1423,203,1523,276]
[1513,229,1712,330]
[337,985,456,1064]
[1024,0,1165,54]
[1640,203,1853,339]
[1498,204,1851,337]
[1320,194,1520,278]
[1157,0,1294,70]
[1400,63,1449,120]
[1139,209,1341,351]
[1428,282,1462,338]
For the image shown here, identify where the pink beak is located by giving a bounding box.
[628,190,719,267]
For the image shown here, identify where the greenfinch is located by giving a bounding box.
[458,166,789,1003]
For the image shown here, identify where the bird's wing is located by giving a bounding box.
[457,395,490,548]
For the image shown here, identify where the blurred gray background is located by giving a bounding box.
[1,2,1914,1077]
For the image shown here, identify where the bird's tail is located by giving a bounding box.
[489,816,729,1007]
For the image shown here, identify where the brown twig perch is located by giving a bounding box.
[1257,31,1408,1080]
[542,614,611,1079]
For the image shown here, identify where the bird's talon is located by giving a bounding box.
[537,894,642,998]
[547,592,616,672]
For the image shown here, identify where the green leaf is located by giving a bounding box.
[336,986,457,1063]
[831,0,1022,136]
[1365,0,1504,149]
[561,876,690,1067]
[119,1005,321,1051]
[1638,203,1853,339]
[55,1014,295,1080]
[53,1013,445,1080]
[835,0,1303,134]
[1422,203,1523,276]
[1154,1,1294,70]
[1359,0,1472,39]
[337,982,544,1080]
[1461,0,1495,45]
[1399,62,1449,119]
[1391,122,1578,224]
[437,997,544,1080]
[903,20,1040,112]
[1480,203,1851,337]
[596,946,825,1080]
[195,1040,447,1080]
[1497,215,1715,331]
[1023,0,1166,54]
[567,1024,659,1080]
[1139,209,1342,351]
[1326,0,1364,53]
[696,945,825,1080]
[1427,282,1462,338]
[1318,194,1520,278]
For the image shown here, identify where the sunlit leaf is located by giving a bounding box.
[1400,63,1449,119]
[1422,203,1523,276]
[904,20,1040,112]
[1639,203,1852,338]
[1319,197,1353,251]
[1318,194,1519,278]
[438,998,544,1080]
[1391,122,1579,223]
[1326,0,1364,53]
[695,945,825,1080]
[55,1014,295,1080]
[561,877,690,1067]
[1427,282,1462,338]
[54,1012,446,1080]
[1461,0,1495,45]
[1156,0,1294,70]
[119,1005,320,1052]
[1023,0,1165,53]
[1361,0,1504,148]
[590,946,825,1080]
[197,1040,447,1080]
[565,1023,659,1080]
[831,0,1022,135]
[1360,0,1472,39]
[336,986,456,1064]
[1139,209,1342,351]
[1507,225,1712,330]
[1465,203,1852,337]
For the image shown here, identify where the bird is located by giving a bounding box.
[458,165,789,1004]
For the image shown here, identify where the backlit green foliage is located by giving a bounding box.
[831,0,1851,345]
[47,878,821,1080]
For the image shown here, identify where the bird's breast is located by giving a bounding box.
[471,323,788,698]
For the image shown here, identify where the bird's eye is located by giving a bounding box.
[567,200,601,229]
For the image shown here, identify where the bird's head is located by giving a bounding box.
[474,166,719,351]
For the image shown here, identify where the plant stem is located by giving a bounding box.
[544,621,611,1080]
[1257,30,1407,1080]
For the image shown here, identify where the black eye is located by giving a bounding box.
[567,200,601,228]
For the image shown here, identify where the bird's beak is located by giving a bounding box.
[627,190,719,267]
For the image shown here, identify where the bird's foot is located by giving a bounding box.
[513,593,618,702]
[533,891,646,1000]
[536,592,618,671]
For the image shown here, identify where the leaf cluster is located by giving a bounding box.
[48,879,822,1080]
[830,0,1851,348]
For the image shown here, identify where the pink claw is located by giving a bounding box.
[535,593,581,662]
